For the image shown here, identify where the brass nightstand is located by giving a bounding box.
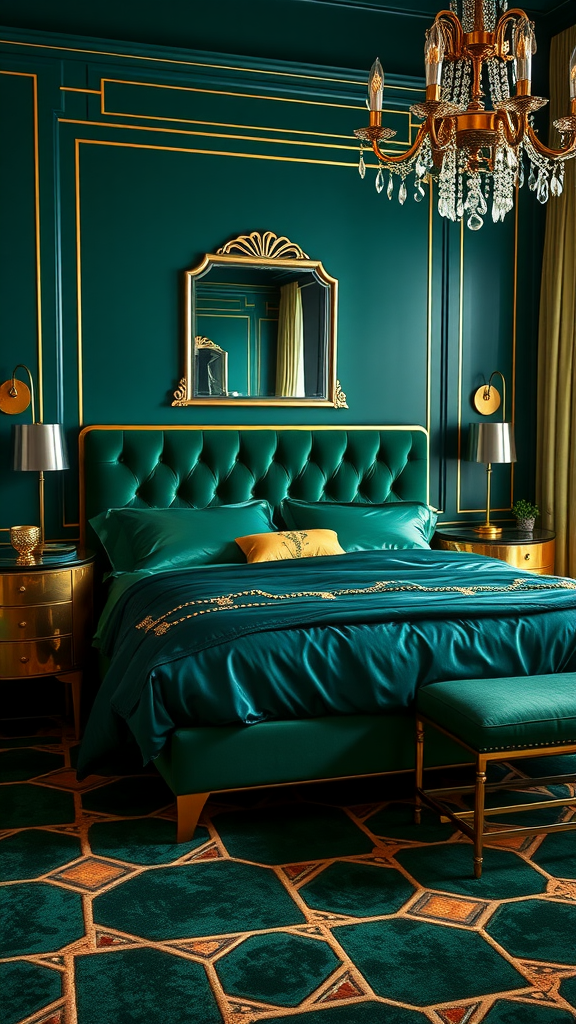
[433,527,555,576]
[0,547,94,737]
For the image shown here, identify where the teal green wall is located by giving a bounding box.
[0,17,546,540]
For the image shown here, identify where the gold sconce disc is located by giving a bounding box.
[473,384,501,416]
[0,378,31,415]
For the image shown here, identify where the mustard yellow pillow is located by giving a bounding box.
[236,529,345,563]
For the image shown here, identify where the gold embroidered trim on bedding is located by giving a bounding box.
[135,577,576,637]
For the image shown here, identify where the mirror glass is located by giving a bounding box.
[172,232,345,408]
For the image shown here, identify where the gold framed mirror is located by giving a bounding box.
[172,231,347,408]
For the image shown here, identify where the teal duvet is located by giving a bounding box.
[77,550,576,775]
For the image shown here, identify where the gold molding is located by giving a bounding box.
[457,207,518,515]
[0,71,43,421]
[59,117,365,155]
[60,87,101,94]
[73,137,353,425]
[216,231,309,260]
[427,176,433,436]
[0,37,424,92]
[101,77,368,114]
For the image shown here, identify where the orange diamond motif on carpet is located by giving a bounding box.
[409,892,486,926]
[51,858,131,890]
[435,1003,479,1023]
[318,971,365,1002]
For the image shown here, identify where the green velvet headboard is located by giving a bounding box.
[79,425,429,543]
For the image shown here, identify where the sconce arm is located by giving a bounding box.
[486,369,507,421]
[9,364,36,423]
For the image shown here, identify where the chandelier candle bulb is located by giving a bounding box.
[425,22,445,100]
[368,58,384,113]
[513,18,536,94]
[354,0,576,229]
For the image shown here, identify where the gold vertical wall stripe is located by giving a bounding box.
[457,219,464,512]
[0,71,43,420]
[75,139,83,427]
[510,183,519,504]
[32,73,43,422]
[426,177,433,436]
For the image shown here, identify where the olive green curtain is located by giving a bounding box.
[536,25,576,577]
[276,281,305,397]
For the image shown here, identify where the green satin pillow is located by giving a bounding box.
[281,499,437,552]
[90,500,276,573]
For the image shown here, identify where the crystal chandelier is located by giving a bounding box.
[354,0,576,229]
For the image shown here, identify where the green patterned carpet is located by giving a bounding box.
[1,716,576,1024]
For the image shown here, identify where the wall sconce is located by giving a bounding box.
[0,364,69,548]
[467,371,516,539]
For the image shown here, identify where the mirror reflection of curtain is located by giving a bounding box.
[275,281,305,397]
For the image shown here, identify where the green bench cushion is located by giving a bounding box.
[417,674,576,753]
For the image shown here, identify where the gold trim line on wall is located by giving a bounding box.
[60,115,413,153]
[0,37,424,91]
[0,71,43,421]
[456,207,518,515]
[73,139,354,426]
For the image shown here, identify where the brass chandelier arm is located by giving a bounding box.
[370,122,429,165]
[433,11,464,57]
[427,115,455,153]
[495,111,524,148]
[525,122,576,160]
[494,9,531,58]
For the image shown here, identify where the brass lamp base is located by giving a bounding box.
[473,523,503,538]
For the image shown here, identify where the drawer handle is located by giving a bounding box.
[19,586,26,593]
[524,553,531,561]
[19,621,27,628]
[20,656,29,664]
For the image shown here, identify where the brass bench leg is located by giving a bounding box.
[415,717,424,824]
[474,756,487,879]
[177,793,210,843]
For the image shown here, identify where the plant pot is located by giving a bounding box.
[516,517,536,532]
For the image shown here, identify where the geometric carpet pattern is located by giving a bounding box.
[1,717,576,1024]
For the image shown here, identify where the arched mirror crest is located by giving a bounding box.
[172,231,347,408]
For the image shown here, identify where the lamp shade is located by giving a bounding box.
[467,422,517,464]
[13,423,69,472]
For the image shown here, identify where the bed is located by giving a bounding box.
[77,425,576,841]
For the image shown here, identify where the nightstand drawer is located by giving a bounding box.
[0,571,72,607]
[498,540,555,570]
[0,637,74,677]
[0,603,73,641]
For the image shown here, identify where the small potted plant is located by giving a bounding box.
[511,498,539,532]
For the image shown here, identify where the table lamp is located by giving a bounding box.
[0,364,69,548]
[467,371,516,538]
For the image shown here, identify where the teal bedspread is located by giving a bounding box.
[77,550,576,775]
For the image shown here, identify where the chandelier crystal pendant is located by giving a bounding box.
[354,0,576,229]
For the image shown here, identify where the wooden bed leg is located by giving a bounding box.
[177,793,210,843]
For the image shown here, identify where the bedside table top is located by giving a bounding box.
[434,526,555,546]
[0,545,94,571]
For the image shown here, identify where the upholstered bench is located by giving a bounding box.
[415,674,576,878]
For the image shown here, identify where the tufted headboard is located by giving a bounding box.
[79,425,429,544]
